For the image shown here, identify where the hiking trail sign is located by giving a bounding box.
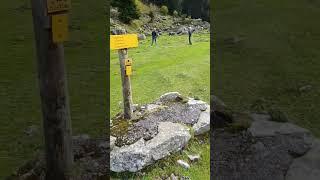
[110,34,139,50]
[47,0,71,14]
[52,14,69,43]
[111,30,139,120]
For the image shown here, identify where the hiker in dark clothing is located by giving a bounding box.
[151,28,158,46]
[188,27,195,45]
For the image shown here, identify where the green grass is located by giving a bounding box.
[0,0,106,178]
[214,0,320,136]
[110,33,210,116]
[110,33,210,178]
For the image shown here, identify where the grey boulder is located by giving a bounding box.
[193,105,210,135]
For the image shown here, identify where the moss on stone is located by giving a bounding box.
[226,112,252,133]
[268,108,289,122]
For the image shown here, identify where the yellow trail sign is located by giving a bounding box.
[52,14,69,43]
[110,34,138,50]
[47,0,71,14]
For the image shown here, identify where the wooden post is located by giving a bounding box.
[31,0,73,179]
[116,28,133,119]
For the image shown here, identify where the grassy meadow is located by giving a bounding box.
[0,0,106,178]
[110,33,210,179]
[214,0,320,136]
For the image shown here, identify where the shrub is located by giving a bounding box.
[148,11,155,22]
[131,19,143,29]
[173,10,179,17]
[160,5,169,15]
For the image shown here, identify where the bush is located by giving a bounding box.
[160,5,169,15]
[131,19,143,29]
[173,10,179,17]
[148,11,155,22]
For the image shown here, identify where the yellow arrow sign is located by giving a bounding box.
[110,34,138,50]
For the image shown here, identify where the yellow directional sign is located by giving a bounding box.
[47,0,71,14]
[126,66,132,76]
[110,34,139,50]
[52,14,69,43]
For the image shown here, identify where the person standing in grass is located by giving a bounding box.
[151,28,158,46]
[188,26,195,45]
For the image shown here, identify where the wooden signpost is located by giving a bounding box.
[31,0,72,179]
[110,29,138,119]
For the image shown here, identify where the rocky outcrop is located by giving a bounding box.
[110,92,210,172]
[112,92,209,147]
[110,122,191,172]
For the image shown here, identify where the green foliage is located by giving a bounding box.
[131,19,144,29]
[160,5,169,15]
[112,0,140,23]
[148,11,155,22]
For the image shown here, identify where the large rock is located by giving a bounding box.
[193,105,210,135]
[249,116,311,137]
[110,122,191,172]
[138,34,146,40]
[146,122,191,160]
[286,139,320,180]
[110,139,152,172]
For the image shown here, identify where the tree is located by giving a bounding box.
[111,0,140,23]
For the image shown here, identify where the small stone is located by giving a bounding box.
[132,104,139,112]
[299,85,312,93]
[171,173,178,180]
[24,125,39,136]
[187,154,200,162]
[180,176,191,180]
[177,160,190,169]
[156,92,181,103]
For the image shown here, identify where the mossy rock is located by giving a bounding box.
[110,119,131,137]
[268,108,289,122]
